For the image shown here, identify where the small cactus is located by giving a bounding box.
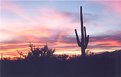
[75,6,89,56]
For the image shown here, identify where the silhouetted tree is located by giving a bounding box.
[26,43,55,60]
[75,6,89,56]
[17,51,26,59]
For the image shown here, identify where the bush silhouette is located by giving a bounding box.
[1,50,121,77]
[26,43,55,60]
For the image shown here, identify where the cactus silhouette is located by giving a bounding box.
[75,6,89,56]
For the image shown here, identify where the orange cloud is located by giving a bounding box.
[89,35,121,52]
[90,40,121,47]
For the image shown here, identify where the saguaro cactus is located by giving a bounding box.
[75,6,89,56]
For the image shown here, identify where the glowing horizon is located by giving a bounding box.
[0,1,121,57]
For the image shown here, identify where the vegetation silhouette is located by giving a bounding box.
[1,49,121,77]
[1,6,121,77]
[75,6,89,57]
[26,43,55,60]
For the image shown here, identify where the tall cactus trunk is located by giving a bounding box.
[75,6,89,57]
[80,6,85,56]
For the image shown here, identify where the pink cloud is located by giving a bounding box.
[96,1,121,16]
[0,1,29,20]
[1,2,78,44]
[32,8,78,31]
[108,2,121,15]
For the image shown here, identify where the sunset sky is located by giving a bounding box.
[0,0,121,57]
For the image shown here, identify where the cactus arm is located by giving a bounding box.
[84,26,89,49]
[84,27,86,37]
[84,26,86,45]
[75,29,81,46]
[85,35,89,49]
